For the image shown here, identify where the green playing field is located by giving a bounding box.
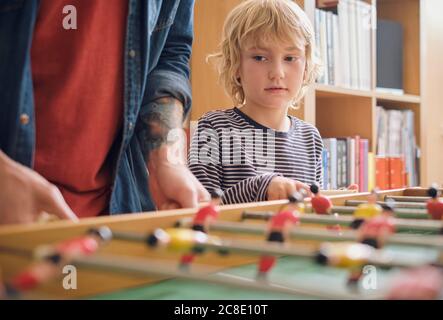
[91,244,439,300]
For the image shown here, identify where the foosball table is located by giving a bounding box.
[1,187,442,300]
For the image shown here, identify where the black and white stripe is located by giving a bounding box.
[189,107,324,204]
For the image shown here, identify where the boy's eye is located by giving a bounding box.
[253,55,266,61]
[285,56,300,62]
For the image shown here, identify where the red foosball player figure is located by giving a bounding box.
[256,193,303,281]
[179,189,223,271]
[310,184,332,215]
[387,266,443,300]
[191,189,223,233]
[357,203,396,249]
[426,186,443,221]
[347,203,395,289]
[5,227,112,296]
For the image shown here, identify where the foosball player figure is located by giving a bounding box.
[350,189,383,229]
[256,193,303,281]
[147,228,219,271]
[357,203,396,249]
[177,189,222,271]
[387,266,443,300]
[191,188,223,233]
[426,185,443,222]
[309,183,342,231]
[5,227,112,296]
[310,183,332,215]
[315,241,375,291]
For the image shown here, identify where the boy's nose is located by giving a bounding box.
[268,62,285,80]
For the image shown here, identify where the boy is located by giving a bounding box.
[189,0,323,204]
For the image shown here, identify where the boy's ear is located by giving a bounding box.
[235,69,241,84]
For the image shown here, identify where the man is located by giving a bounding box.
[0,0,208,224]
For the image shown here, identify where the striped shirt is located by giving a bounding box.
[188,107,324,204]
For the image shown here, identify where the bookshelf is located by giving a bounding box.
[190,0,443,187]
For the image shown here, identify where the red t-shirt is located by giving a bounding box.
[269,211,299,229]
[193,204,219,225]
[31,0,128,218]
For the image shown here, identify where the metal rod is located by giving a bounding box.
[72,254,384,300]
[345,200,426,209]
[240,211,441,233]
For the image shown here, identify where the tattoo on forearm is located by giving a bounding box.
[140,97,183,152]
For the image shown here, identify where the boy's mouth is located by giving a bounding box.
[264,87,288,92]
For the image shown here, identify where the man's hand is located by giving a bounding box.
[0,151,78,225]
[148,146,209,209]
[267,176,310,201]
[140,97,210,210]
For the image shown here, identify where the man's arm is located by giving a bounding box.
[135,1,208,209]
[139,97,209,209]
[140,0,194,124]
[139,97,184,153]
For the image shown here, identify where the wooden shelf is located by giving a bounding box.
[375,91,421,104]
[314,84,373,98]
[315,84,421,103]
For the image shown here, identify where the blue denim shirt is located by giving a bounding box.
[0,0,194,215]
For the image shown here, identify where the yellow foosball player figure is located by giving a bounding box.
[147,228,223,271]
[316,241,375,290]
[256,193,303,281]
[351,189,383,229]
[147,228,221,254]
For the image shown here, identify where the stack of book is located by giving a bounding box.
[375,106,419,189]
[322,136,372,192]
[315,0,372,90]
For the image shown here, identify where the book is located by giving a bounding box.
[368,152,375,191]
[375,156,389,190]
[338,0,350,87]
[317,0,339,8]
[322,148,330,189]
[323,138,338,189]
[389,157,406,189]
[360,139,369,192]
[336,138,348,188]
[376,19,404,94]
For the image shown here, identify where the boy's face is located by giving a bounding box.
[238,38,306,111]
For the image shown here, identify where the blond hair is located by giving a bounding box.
[208,0,321,108]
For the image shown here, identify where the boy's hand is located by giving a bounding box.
[347,184,359,192]
[0,151,78,225]
[267,176,310,201]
